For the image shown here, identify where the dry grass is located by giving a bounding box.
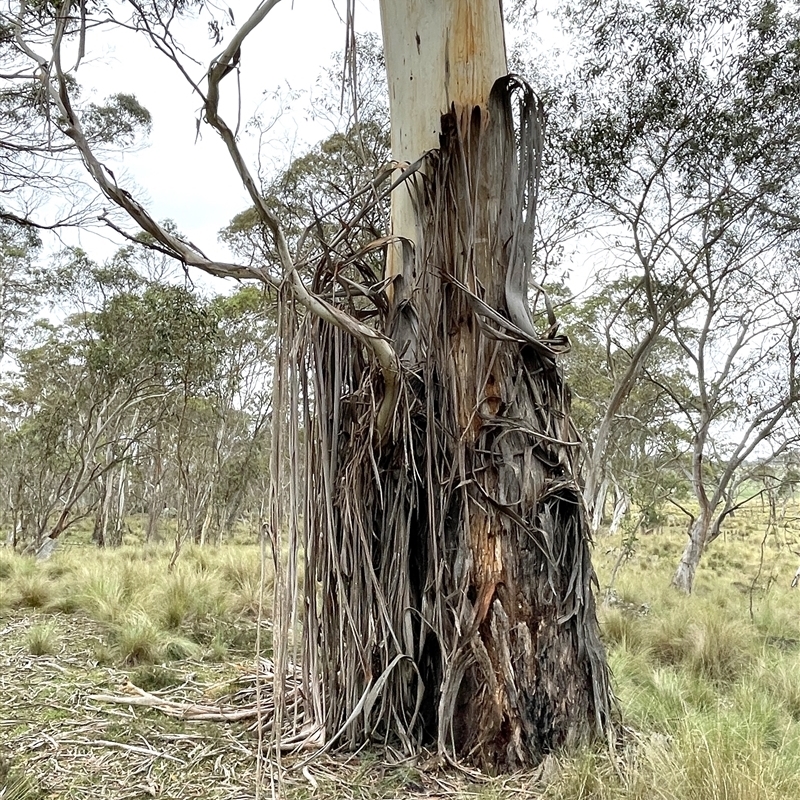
[0,613,545,799]
[0,542,267,666]
[24,620,59,657]
[575,512,800,800]
[2,502,800,797]
[0,614,261,799]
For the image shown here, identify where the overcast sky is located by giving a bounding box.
[64,0,383,275]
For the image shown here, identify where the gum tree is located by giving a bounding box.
[549,0,800,587]
[9,0,613,767]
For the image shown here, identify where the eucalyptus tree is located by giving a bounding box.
[0,222,39,358]
[664,250,800,593]
[159,287,273,551]
[0,35,151,231]
[206,287,273,538]
[1,315,165,550]
[90,279,221,550]
[558,278,693,533]
[8,0,613,767]
[541,0,800,554]
[0,260,217,550]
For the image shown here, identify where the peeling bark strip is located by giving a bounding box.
[302,76,613,769]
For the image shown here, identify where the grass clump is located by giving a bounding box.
[0,766,42,800]
[74,558,153,624]
[155,568,231,641]
[683,612,754,681]
[544,715,800,800]
[107,610,199,666]
[25,621,58,657]
[109,612,164,665]
[599,606,643,651]
[217,547,270,617]
[10,570,53,610]
[0,550,15,580]
[582,520,800,800]
[162,634,202,662]
[129,664,182,692]
[757,659,800,721]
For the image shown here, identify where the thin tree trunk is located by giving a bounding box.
[672,514,710,594]
[146,435,164,543]
[110,460,128,547]
[92,474,110,547]
[608,485,630,536]
[591,476,610,532]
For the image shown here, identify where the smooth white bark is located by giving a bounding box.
[379,0,507,276]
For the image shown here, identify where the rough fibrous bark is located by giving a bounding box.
[302,76,614,769]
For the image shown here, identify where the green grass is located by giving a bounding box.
[574,515,800,800]
[0,767,42,800]
[25,621,58,657]
[0,541,270,667]
[2,504,800,798]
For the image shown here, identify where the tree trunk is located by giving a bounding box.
[146,433,164,543]
[92,474,110,547]
[672,424,714,594]
[608,485,630,536]
[300,0,613,769]
[590,476,610,532]
[672,508,726,594]
[110,461,128,547]
[672,514,709,594]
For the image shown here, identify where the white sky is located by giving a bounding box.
[63,0,383,277]
[33,0,582,297]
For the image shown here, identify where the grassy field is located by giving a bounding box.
[2,509,800,798]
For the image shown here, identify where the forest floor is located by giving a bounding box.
[0,612,260,799]
[0,610,541,800]
[2,507,800,799]
[0,538,536,799]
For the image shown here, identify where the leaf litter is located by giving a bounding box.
[0,609,548,798]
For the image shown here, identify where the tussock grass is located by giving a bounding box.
[0,549,14,580]
[0,556,54,610]
[109,611,164,664]
[129,663,183,692]
[0,541,271,668]
[0,766,40,800]
[155,568,232,636]
[216,547,270,616]
[2,505,800,797]
[585,518,800,800]
[76,567,140,624]
[10,573,53,610]
[754,658,800,721]
[25,621,58,657]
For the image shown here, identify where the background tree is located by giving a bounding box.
[535,0,800,585]
[558,278,693,533]
[0,34,151,231]
[0,222,40,358]
[0,241,275,554]
[664,249,800,593]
